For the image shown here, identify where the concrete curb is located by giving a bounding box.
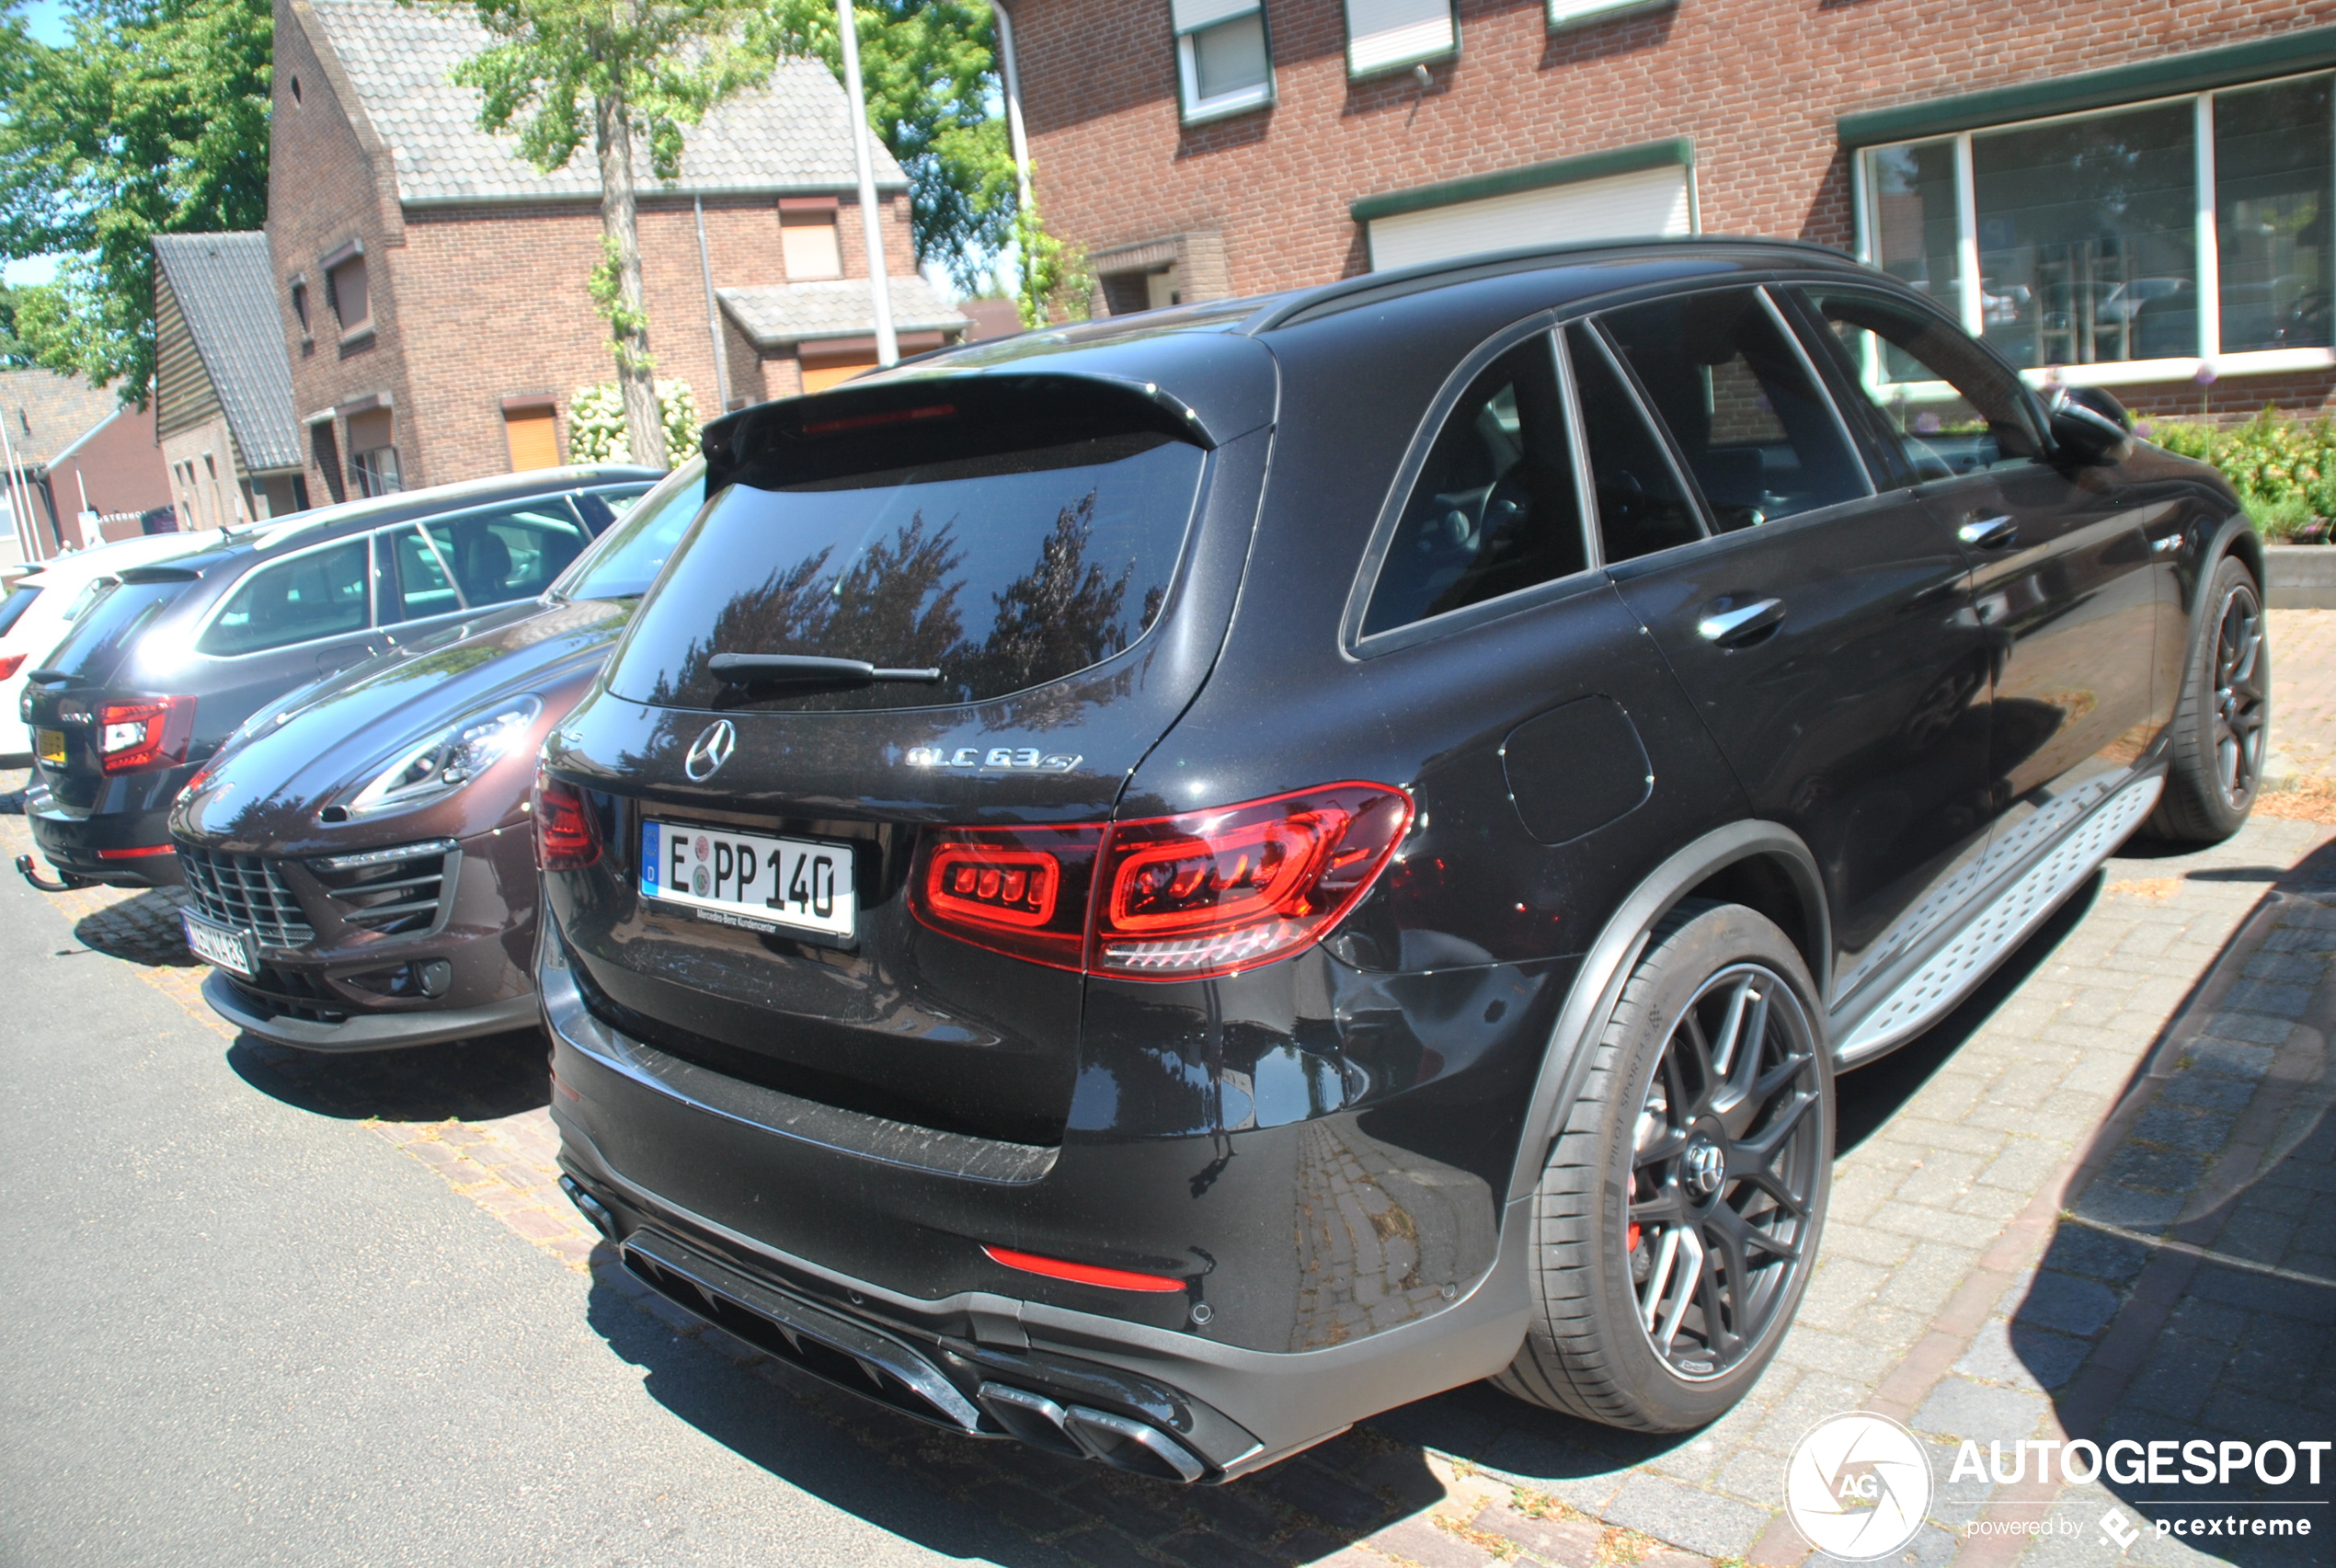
[2266,545,2336,610]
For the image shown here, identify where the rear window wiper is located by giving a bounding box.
[706,653,943,688]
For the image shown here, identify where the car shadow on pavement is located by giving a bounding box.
[70,887,201,966]
[2011,840,2336,1566]
[583,1262,1465,1566]
[226,1028,553,1123]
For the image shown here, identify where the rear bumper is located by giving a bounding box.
[541,926,1537,1475]
[28,786,183,887]
[201,970,538,1050]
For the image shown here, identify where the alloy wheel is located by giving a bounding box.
[2211,582,2267,808]
[1627,963,1824,1381]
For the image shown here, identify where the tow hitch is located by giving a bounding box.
[16,853,92,893]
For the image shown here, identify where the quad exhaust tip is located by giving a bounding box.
[978,1383,1206,1483]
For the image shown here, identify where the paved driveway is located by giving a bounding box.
[5,614,2333,1568]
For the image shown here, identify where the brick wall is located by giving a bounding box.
[1011,0,2336,412]
[270,0,922,492]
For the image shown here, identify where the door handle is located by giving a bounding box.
[1696,597,1786,646]
[1959,515,2019,549]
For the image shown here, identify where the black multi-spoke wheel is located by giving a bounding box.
[2152,555,2270,844]
[1497,900,1832,1431]
[1626,964,1824,1380]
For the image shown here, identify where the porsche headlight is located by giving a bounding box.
[348,695,543,817]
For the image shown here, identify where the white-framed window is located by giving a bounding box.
[1173,0,1272,124]
[1345,0,1455,79]
[1546,0,1668,29]
[1855,70,2336,390]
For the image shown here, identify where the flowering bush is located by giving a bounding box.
[567,380,701,465]
[2142,407,2334,541]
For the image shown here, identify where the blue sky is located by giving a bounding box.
[6,2,70,284]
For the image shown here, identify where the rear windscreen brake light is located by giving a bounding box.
[910,783,1412,981]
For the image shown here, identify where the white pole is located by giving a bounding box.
[991,0,1033,214]
[694,195,732,414]
[835,0,899,367]
[0,417,35,563]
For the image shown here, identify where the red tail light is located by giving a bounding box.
[533,769,602,870]
[98,696,197,774]
[981,1244,1185,1294]
[910,782,1412,981]
[0,653,24,681]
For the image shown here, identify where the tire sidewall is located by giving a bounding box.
[2188,555,2267,833]
[1579,905,1835,1430]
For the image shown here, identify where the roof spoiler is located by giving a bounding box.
[117,565,204,584]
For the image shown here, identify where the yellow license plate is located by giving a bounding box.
[35,727,64,768]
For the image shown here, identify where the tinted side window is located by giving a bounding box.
[1792,287,2044,484]
[1600,288,1869,529]
[1563,323,1704,565]
[1363,336,1586,636]
[423,502,590,607]
[198,539,371,656]
[383,524,461,622]
[0,584,39,637]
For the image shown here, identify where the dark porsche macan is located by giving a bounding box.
[17,465,658,895]
[165,462,707,1050]
[536,240,2266,1482]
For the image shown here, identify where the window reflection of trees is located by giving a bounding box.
[651,487,1162,713]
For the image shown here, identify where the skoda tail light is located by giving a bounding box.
[98,696,197,774]
[0,654,24,681]
[533,769,602,870]
[910,782,1411,981]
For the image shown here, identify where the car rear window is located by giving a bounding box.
[610,431,1205,712]
[38,578,192,681]
[0,583,40,637]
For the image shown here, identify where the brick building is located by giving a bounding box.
[154,233,308,530]
[0,370,173,563]
[267,0,962,501]
[999,0,2336,419]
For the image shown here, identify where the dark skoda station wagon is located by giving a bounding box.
[538,240,2263,1481]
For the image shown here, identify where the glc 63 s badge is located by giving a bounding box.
[903,746,1082,773]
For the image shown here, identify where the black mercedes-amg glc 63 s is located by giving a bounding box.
[536,240,2265,1482]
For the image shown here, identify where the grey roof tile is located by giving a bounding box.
[718,277,969,349]
[0,369,120,468]
[307,0,901,205]
[151,233,303,472]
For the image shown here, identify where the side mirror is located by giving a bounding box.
[2046,384,2133,465]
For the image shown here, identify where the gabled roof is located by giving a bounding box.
[0,369,118,469]
[719,277,970,350]
[303,0,907,207]
[151,233,303,472]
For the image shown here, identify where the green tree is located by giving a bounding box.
[752,0,1013,292]
[0,0,272,398]
[432,0,762,467]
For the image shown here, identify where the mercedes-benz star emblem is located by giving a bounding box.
[1683,1139,1725,1199]
[684,719,737,782]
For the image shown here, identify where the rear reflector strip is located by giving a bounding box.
[97,844,177,859]
[981,1244,1185,1294]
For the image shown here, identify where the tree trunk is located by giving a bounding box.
[595,89,669,470]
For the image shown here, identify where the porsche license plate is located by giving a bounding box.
[182,910,257,977]
[639,818,855,939]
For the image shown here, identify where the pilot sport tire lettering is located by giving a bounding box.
[1496,899,1833,1432]
[2149,553,2268,846]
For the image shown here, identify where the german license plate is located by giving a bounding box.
[182,910,257,977]
[35,727,64,768]
[638,818,855,940]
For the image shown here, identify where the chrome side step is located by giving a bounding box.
[1832,772,2163,1068]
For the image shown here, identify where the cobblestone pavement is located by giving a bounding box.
[7,690,2336,1568]
[2263,610,2336,787]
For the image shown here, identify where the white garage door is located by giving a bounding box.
[1368,162,1694,272]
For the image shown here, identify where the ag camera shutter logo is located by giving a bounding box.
[1785,1413,1933,1561]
